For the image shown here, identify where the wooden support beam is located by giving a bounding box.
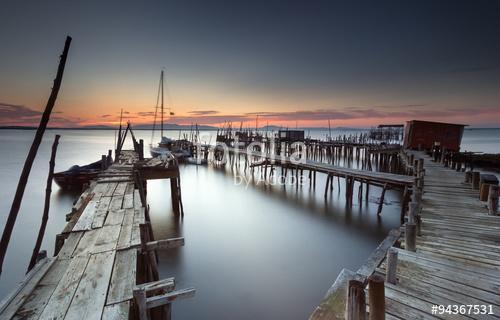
[144,237,184,252]
[146,287,196,309]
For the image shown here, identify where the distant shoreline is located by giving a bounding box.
[0,126,498,131]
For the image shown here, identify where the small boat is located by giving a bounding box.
[53,159,104,190]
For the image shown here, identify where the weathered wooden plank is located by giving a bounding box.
[122,193,134,209]
[105,208,125,226]
[38,256,90,320]
[108,195,124,212]
[92,225,122,254]
[73,197,101,231]
[146,287,196,309]
[117,209,134,250]
[357,229,400,277]
[107,249,137,305]
[57,231,84,259]
[91,196,112,229]
[133,189,142,209]
[309,268,365,320]
[12,258,70,319]
[65,251,116,320]
[102,301,130,320]
[130,208,145,247]
[0,258,56,319]
[103,183,118,197]
[113,182,128,196]
[71,229,100,257]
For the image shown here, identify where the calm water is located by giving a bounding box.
[0,128,498,319]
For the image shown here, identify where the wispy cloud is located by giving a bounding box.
[188,110,219,116]
[0,102,80,127]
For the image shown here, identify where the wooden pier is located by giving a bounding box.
[222,146,415,216]
[0,150,194,320]
[310,150,500,319]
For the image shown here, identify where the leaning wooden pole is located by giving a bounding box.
[0,36,72,276]
[27,134,60,273]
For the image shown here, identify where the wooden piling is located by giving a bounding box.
[377,184,388,216]
[346,280,366,320]
[27,135,61,273]
[488,185,499,215]
[386,247,398,285]
[405,223,417,252]
[368,274,385,320]
[471,171,480,190]
[0,36,72,275]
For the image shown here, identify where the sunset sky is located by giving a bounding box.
[1,0,499,128]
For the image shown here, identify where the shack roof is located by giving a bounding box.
[406,120,468,127]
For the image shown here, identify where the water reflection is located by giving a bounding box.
[148,163,401,320]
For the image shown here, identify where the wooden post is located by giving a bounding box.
[54,233,67,256]
[27,135,61,272]
[417,158,424,176]
[346,280,366,320]
[480,183,492,201]
[377,184,388,216]
[386,248,398,285]
[471,172,480,190]
[101,154,107,170]
[408,202,418,223]
[139,139,145,160]
[133,287,149,320]
[464,171,472,183]
[488,185,499,215]
[416,214,422,236]
[107,149,113,167]
[0,36,71,275]
[368,274,385,320]
[170,178,180,215]
[405,223,417,252]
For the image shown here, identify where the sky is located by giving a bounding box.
[0,0,499,128]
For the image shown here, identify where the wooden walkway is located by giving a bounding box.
[0,150,192,320]
[310,151,500,319]
[225,147,415,189]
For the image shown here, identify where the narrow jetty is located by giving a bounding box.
[310,151,500,319]
[223,146,414,216]
[0,150,194,320]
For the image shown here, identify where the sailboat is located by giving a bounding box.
[150,71,192,159]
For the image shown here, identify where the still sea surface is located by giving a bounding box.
[0,128,498,319]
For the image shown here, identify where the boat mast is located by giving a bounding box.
[160,70,164,138]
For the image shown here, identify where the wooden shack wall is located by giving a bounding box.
[404,121,464,151]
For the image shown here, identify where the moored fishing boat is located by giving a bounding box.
[53,158,105,190]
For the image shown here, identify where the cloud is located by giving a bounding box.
[0,101,80,127]
[101,114,112,118]
[0,102,42,120]
[188,110,219,116]
[137,111,155,117]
